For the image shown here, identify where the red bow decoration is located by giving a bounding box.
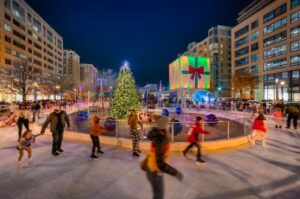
[188,66,204,80]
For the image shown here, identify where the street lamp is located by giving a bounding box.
[73,88,77,101]
[280,81,285,101]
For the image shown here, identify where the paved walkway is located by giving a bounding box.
[0,116,300,199]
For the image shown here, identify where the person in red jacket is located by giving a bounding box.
[182,116,209,164]
[250,112,267,146]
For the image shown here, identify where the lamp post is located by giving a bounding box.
[73,88,77,101]
[275,78,279,100]
[280,81,285,101]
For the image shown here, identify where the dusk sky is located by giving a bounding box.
[26,0,252,86]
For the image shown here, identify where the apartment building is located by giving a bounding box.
[63,49,80,87]
[80,63,99,92]
[0,0,64,94]
[232,0,300,101]
[183,25,232,97]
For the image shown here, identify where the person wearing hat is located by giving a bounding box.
[141,114,183,199]
[128,109,142,157]
[40,107,70,156]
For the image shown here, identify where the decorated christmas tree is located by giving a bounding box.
[110,62,140,118]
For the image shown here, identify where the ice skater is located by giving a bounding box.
[128,109,142,157]
[249,112,267,146]
[141,114,183,199]
[17,130,36,168]
[90,116,106,159]
[273,108,283,128]
[182,116,209,164]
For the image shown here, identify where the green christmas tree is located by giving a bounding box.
[110,62,140,118]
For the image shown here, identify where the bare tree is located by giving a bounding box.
[98,68,117,91]
[232,71,257,99]
[1,60,42,103]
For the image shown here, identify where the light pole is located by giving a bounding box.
[280,81,285,101]
[275,78,279,100]
[73,88,77,101]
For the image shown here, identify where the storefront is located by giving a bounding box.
[263,70,300,101]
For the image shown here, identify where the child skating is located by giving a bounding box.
[273,108,283,128]
[17,130,36,168]
[90,116,106,159]
[250,112,267,147]
[183,116,209,164]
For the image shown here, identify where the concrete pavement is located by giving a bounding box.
[0,117,300,199]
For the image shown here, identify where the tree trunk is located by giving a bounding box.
[22,87,26,103]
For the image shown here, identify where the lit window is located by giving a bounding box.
[4,24,11,32]
[291,40,300,51]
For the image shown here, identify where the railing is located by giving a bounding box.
[33,105,255,143]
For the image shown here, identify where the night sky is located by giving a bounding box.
[26,0,252,86]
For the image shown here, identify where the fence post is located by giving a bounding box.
[227,121,230,140]
[243,111,246,135]
[116,120,118,139]
[171,122,174,142]
[202,122,205,142]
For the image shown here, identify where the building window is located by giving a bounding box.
[251,20,259,30]
[291,40,300,51]
[263,18,287,35]
[47,30,53,43]
[235,36,249,48]
[5,47,11,54]
[28,48,32,53]
[251,65,258,73]
[251,31,259,40]
[235,57,249,67]
[251,42,259,52]
[291,25,300,38]
[12,50,27,59]
[292,70,300,79]
[291,10,300,23]
[236,67,249,73]
[12,0,25,21]
[263,3,287,23]
[13,19,25,31]
[13,29,26,40]
[251,54,258,63]
[235,25,249,38]
[4,24,11,32]
[4,0,11,10]
[34,42,42,50]
[13,40,26,50]
[291,55,300,66]
[5,58,12,65]
[4,13,11,21]
[235,46,249,57]
[28,39,32,44]
[5,35,11,43]
[32,18,42,33]
[264,45,286,58]
[33,50,42,58]
[264,59,287,71]
[264,31,287,47]
[291,0,300,9]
